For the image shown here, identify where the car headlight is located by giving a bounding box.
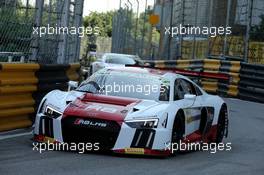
[125,118,159,128]
[44,106,62,118]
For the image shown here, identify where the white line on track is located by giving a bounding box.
[0,131,32,141]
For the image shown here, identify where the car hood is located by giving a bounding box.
[63,93,141,122]
[125,100,170,120]
[44,90,84,113]
[62,93,169,122]
[105,63,126,67]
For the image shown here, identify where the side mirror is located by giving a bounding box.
[184,94,196,100]
[68,81,78,91]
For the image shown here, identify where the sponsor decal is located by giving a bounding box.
[74,119,107,128]
[85,104,117,113]
[125,148,145,155]
[44,136,56,143]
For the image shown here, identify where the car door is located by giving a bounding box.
[174,78,202,137]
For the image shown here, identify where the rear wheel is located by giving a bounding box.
[171,110,185,154]
[215,104,228,143]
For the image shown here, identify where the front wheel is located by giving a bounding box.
[171,110,185,154]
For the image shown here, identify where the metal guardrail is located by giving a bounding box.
[0,64,39,131]
[239,63,264,103]
[147,59,264,103]
[146,59,241,97]
[1,59,264,132]
[0,63,80,132]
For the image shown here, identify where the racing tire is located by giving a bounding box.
[215,104,228,143]
[171,110,185,154]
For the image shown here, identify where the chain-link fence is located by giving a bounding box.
[112,0,264,63]
[0,0,84,64]
[153,0,264,64]
[111,0,158,59]
[0,0,35,62]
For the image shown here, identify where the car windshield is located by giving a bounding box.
[105,54,138,65]
[76,69,170,101]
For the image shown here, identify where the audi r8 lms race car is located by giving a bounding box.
[33,66,229,156]
[90,53,144,74]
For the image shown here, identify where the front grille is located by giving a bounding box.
[131,129,155,149]
[61,116,121,150]
[39,116,54,138]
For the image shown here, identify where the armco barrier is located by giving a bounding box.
[0,63,80,132]
[149,59,264,103]
[239,63,264,103]
[146,59,241,98]
[1,60,263,131]
[202,59,240,97]
[0,64,39,131]
[33,63,80,112]
[33,64,70,109]
[150,60,203,70]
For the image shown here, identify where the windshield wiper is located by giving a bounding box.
[74,90,95,94]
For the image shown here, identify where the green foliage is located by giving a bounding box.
[82,9,159,43]
[83,11,115,37]
[137,10,160,44]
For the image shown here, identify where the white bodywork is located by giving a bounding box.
[33,68,228,154]
[90,53,141,74]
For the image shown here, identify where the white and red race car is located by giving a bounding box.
[90,53,144,74]
[33,66,229,156]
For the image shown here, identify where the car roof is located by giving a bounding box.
[104,67,179,77]
[103,53,138,58]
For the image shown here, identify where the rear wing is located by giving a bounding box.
[125,65,230,81]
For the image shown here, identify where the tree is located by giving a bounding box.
[83,11,115,37]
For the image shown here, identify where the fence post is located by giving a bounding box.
[57,0,70,64]
[207,0,213,57]
[168,0,174,60]
[223,0,232,56]
[244,0,253,63]
[192,0,199,60]
[30,0,44,62]
[74,0,84,63]
[134,0,139,55]
[141,0,148,57]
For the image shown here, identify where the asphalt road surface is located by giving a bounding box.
[0,98,264,175]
